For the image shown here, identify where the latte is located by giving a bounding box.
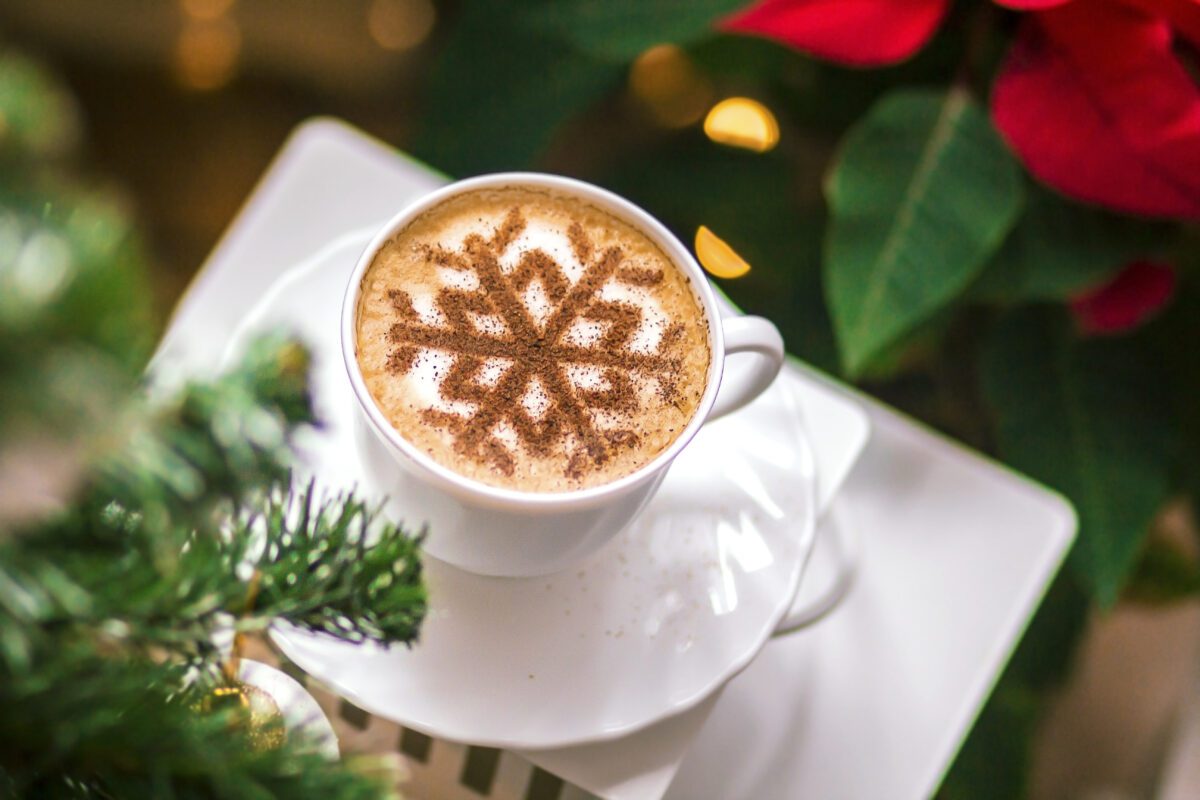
[354,186,711,492]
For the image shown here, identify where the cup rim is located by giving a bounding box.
[340,171,726,510]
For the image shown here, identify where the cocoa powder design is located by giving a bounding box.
[384,207,687,480]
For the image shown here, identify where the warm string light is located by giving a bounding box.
[628,44,713,128]
[367,0,437,51]
[174,0,241,92]
[704,97,781,153]
[695,225,752,280]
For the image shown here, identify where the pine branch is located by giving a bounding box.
[0,50,424,800]
[0,479,426,671]
[91,334,316,545]
[236,480,427,647]
[0,647,395,799]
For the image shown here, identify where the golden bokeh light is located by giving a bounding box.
[174,18,241,92]
[368,0,437,51]
[695,226,751,280]
[704,97,780,153]
[628,44,713,129]
[180,0,235,22]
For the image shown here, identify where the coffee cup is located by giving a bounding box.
[342,173,784,577]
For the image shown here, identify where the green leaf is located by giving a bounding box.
[1126,536,1200,604]
[519,0,747,61]
[687,34,799,84]
[1002,571,1089,691]
[973,182,1173,301]
[413,4,621,175]
[981,308,1174,606]
[825,87,1023,376]
[1148,284,1200,506]
[936,681,1038,800]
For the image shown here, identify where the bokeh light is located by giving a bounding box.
[695,225,751,280]
[704,97,780,153]
[628,44,713,129]
[367,0,437,52]
[174,18,242,92]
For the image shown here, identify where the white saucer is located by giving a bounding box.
[226,231,818,749]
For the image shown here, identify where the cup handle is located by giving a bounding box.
[709,315,786,421]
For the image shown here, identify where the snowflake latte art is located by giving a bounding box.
[355,187,711,492]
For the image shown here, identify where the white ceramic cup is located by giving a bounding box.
[341,173,785,577]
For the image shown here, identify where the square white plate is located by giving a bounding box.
[155,119,1073,800]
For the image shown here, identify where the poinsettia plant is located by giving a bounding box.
[412,0,1200,794]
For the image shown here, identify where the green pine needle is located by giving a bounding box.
[0,50,424,799]
[240,479,427,648]
[92,334,317,544]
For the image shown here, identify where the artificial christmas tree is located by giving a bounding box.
[0,51,427,798]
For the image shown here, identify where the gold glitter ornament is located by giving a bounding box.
[200,681,287,751]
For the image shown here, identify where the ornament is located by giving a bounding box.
[197,659,338,758]
[202,681,288,751]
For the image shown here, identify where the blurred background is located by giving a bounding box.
[0,0,438,307]
[4,1,1200,797]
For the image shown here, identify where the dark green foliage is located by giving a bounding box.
[0,51,424,798]
[0,51,80,162]
[981,309,1176,606]
[937,682,1040,800]
[0,476,426,671]
[1126,538,1200,604]
[972,182,1175,302]
[413,2,622,175]
[516,0,748,61]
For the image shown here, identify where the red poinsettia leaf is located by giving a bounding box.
[720,0,949,67]
[1070,260,1176,335]
[993,0,1073,8]
[1116,0,1200,47]
[992,0,1200,218]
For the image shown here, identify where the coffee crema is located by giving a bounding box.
[355,186,711,492]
